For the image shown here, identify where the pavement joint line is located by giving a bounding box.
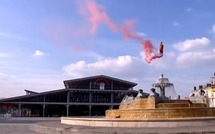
[0,123,30,125]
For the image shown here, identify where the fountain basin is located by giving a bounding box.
[106,98,213,119]
[61,98,215,128]
[106,108,215,119]
[61,116,215,127]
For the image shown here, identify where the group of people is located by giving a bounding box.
[121,88,160,105]
[136,88,160,99]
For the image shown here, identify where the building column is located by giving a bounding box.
[43,95,46,117]
[111,93,114,103]
[67,91,70,102]
[66,105,69,117]
[43,105,46,117]
[66,91,70,117]
[18,104,21,117]
[90,80,92,89]
[89,105,92,116]
[89,92,92,103]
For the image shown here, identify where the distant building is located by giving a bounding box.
[0,75,139,117]
[188,73,215,107]
[202,73,215,107]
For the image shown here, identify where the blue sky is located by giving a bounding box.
[0,0,215,98]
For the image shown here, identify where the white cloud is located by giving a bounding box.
[0,73,16,81]
[62,53,176,87]
[150,52,176,68]
[63,55,141,78]
[212,24,215,35]
[62,55,154,93]
[83,51,105,61]
[172,22,179,26]
[213,49,215,52]
[0,53,10,57]
[173,37,210,52]
[0,74,64,97]
[0,31,27,40]
[62,44,181,78]
[0,73,7,80]
[137,32,146,36]
[62,53,201,97]
[185,8,192,12]
[176,51,215,69]
[34,50,45,56]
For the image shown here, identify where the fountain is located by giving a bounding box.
[61,74,215,128]
[152,74,177,99]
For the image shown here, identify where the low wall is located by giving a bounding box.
[106,108,215,119]
[61,117,215,128]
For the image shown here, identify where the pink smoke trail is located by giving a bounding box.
[82,0,163,63]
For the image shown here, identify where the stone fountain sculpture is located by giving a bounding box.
[152,74,174,99]
[106,74,215,119]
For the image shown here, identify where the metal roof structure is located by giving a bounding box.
[0,75,138,117]
[64,75,137,88]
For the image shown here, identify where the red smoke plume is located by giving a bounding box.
[81,0,163,63]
